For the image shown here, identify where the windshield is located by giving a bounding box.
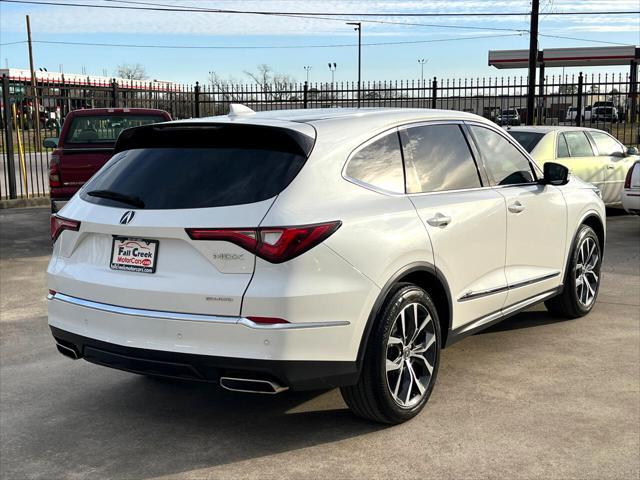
[503,110,518,115]
[64,114,166,144]
[508,131,545,153]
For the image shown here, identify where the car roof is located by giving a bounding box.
[508,126,602,134]
[170,107,494,138]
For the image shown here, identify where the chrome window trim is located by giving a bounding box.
[48,292,350,330]
[458,271,560,302]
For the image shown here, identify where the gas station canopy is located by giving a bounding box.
[489,46,639,69]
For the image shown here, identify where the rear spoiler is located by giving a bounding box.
[114,123,316,158]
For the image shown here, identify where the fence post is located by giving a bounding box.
[537,63,545,125]
[303,81,309,109]
[194,82,201,118]
[431,77,438,109]
[576,72,583,127]
[2,74,17,199]
[630,60,638,126]
[110,80,119,108]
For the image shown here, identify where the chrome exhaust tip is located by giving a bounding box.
[55,342,80,360]
[219,376,288,394]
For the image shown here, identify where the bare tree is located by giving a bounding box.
[116,63,147,80]
[243,64,296,100]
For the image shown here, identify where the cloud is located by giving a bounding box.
[0,0,637,35]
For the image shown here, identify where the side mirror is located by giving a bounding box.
[43,137,58,149]
[626,146,639,156]
[540,162,569,186]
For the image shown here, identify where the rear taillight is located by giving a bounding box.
[49,153,61,188]
[50,215,80,242]
[186,221,341,264]
[624,164,635,189]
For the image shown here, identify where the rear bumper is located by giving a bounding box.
[51,326,358,390]
[622,190,640,214]
[47,292,360,390]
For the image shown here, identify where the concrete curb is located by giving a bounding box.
[0,197,50,209]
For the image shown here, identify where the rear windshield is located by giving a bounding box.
[64,115,166,144]
[80,147,307,209]
[509,131,545,153]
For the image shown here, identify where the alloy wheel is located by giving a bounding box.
[385,302,437,409]
[575,236,600,308]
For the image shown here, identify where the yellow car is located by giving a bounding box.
[508,126,639,206]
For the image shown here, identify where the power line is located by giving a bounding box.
[538,33,632,46]
[104,0,527,32]
[1,0,638,16]
[0,33,524,50]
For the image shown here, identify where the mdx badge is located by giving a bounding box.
[119,211,136,225]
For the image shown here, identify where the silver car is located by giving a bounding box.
[508,126,639,206]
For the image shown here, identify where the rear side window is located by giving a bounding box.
[509,131,545,153]
[345,132,405,193]
[401,124,481,193]
[65,115,166,144]
[562,131,594,157]
[589,131,624,156]
[469,125,535,185]
[557,134,570,158]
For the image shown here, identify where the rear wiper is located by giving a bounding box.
[86,189,145,208]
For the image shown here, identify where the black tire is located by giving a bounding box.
[545,224,602,318]
[341,284,441,424]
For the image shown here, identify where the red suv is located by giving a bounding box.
[46,108,172,212]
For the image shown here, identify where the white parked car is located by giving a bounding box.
[621,161,640,214]
[48,107,606,424]
[566,106,592,123]
[508,126,639,206]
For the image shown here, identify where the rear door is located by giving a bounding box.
[50,123,315,317]
[401,122,508,330]
[468,124,566,308]
[555,130,604,192]
[588,130,633,204]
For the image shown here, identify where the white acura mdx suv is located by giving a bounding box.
[48,107,605,424]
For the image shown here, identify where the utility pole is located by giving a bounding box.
[304,65,312,83]
[347,22,362,107]
[26,15,41,143]
[526,0,539,125]
[418,59,428,84]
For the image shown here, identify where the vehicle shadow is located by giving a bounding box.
[477,308,576,334]
[12,370,386,479]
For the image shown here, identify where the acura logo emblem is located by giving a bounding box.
[119,211,136,225]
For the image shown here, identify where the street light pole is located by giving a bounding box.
[418,59,428,108]
[328,62,337,84]
[303,65,312,83]
[346,22,361,107]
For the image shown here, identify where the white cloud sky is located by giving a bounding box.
[0,0,637,36]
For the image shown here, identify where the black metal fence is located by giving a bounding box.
[1,71,638,200]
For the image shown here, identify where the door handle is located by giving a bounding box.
[606,164,615,170]
[508,201,525,214]
[427,213,452,227]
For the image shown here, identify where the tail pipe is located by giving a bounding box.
[55,341,81,360]
[219,376,288,394]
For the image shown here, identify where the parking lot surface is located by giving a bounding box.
[1,207,639,480]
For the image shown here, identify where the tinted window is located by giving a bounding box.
[509,131,545,153]
[590,131,624,156]
[557,133,570,158]
[563,131,594,157]
[65,115,166,144]
[81,147,306,209]
[470,126,535,185]
[401,124,481,193]
[346,133,404,193]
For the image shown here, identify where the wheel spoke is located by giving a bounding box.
[386,357,402,372]
[404,360,414,405]
[411,353,434,375]
[586,270,598,282]
[400,309,407,343]
[407,361,426,395]
[412,332,435,354]
[393,361,405,398]
[388,336,403,346]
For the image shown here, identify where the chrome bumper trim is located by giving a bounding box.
[48,292,350,330]
[458,271,560,302]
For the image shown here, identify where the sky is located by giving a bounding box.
[0,0,639,84]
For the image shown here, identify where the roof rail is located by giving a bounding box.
[228,104,256,117]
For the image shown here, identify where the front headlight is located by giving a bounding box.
[593,187,602,199]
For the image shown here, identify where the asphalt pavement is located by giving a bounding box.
[1,207,638,480]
